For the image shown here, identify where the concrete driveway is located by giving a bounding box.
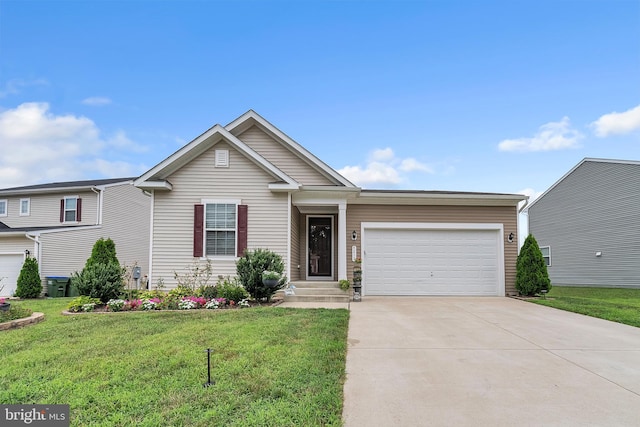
[342,297,640,426]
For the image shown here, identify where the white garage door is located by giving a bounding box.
[0,254,24,297]
[363,227,503,296]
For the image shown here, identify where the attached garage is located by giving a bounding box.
[0,253,25,297]
[362,223,505,296]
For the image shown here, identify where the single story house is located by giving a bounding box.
[527,158,640,288]
[0,178,150,296]
[134,110,526,296]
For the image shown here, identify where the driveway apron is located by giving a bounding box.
[342,297,640,426]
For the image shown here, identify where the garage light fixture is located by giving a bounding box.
[507,233,515,243]
[24,249,30,257]
[351,230,358,240]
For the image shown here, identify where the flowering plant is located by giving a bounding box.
[178,299,197,310]
[238,298,250,308]
[107,299,126,312]
[205,297,227,309]
[81,303,96,312]
[0,297,5,304]
[354,257,362,264]
[141,298,160,310]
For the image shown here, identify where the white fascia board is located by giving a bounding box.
[226,110,357,188]
[27,225,103,236]
[354,192,526,206]
[0,231,29,237]
[135,181,173,191]
[134,123,299,191]
[0,181,133,196]
[268,183,299,191]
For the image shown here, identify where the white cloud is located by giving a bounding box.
[591,104,640,137]
[82,96,112,106]
[338,148,433,187]
[498,117,583,152]
[0,78,48,98]
[0,102,148,188]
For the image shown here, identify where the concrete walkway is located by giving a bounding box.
[342,297,640,426]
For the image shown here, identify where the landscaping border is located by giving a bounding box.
[0,312,45,331]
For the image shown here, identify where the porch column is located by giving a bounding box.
[338,201,347,280]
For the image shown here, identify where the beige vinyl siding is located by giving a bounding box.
[236,126,335,186]
[1,190,98,228]
[346,205,519,295]
[151,142,289,289]
[290,206,301,281]
[0,235,32,253]
[38,183,150,282]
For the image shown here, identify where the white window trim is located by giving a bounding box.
[0,199,7,217]
[540,246,551,267]
[63,195,79,223]
[20,198,30,216]
[201,199,241,259]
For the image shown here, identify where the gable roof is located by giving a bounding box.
[225,110,357,188]
[525,157,640,212]
[0,177,135,196]
[134,123,300,191]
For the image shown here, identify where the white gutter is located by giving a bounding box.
[91,186,103,225]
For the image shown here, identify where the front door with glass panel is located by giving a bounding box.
[308,216,333,278]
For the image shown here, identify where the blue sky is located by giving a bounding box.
[1,0,639,205]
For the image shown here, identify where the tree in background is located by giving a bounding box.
[515,234,552,296]
[85,237,119,268]
[15,257,42,298]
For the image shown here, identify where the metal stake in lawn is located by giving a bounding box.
[204,348,214,387]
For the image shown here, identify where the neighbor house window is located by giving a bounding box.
[0,200,6,217]
[20,198,30,216]
[61,196,82,223]
[205,203,237,256]
[540,246,551,267]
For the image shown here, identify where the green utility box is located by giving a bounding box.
[46,277,70,298]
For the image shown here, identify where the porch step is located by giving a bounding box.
[279,281,351,303]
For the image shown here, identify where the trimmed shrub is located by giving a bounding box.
[216,276,249,303]
[516,234,552,296]
[15,257,42,299]
[236,248,286,302]
[168,285,194,299]
[196,285,218,300]
[71,262,125,303]
[85,237,119,268]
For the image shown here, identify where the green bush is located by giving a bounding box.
[85,237,119,268]
[236,248,285,302]
[67,296,103,313]
[140,290,167,300]
[71,263,125,303]
[515,234,552,296]
[196,285,218,300]
[15,257,42,299]
[216,276,249,303]
[168,285,193,299]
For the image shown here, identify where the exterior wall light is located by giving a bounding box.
[352,230,358,241]
[507,232,515,243]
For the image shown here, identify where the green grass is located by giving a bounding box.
[531,286,640,328]
[0,298,349,426]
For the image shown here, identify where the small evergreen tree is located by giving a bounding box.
[236,248,286,302]
[72,237,124,302]
[515,234,552,296]
[85,238,119,268]
[15,257,42,298]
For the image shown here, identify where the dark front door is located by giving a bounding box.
[308,216,332,278]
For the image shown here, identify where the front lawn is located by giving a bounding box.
[530,286,640,328]
[0,298,349,426]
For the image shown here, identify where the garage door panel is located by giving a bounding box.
[0,254,24,297]
[364,228,501,296]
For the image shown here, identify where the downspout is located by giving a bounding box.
[517,197,530,249]
[25,233,41,260]
[91,186,103,225]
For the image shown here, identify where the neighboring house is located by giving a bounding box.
[0,178,150,296]
[135,110,526,296]
[527,158,640,288]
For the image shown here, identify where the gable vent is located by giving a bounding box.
[215,149,229,168]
